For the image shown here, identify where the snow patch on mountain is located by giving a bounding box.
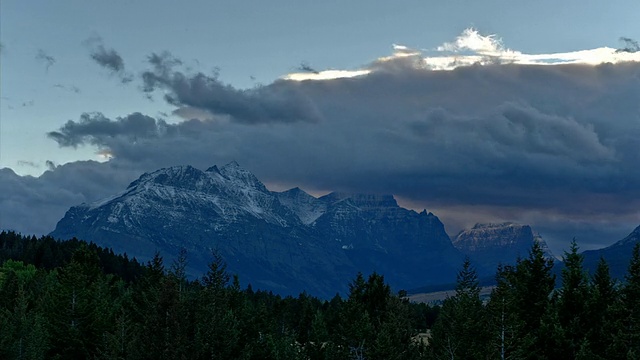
[276,187,327,225]
[80,163,295,228]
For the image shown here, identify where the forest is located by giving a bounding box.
[1,230,639,359]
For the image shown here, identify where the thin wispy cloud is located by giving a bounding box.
[35,49,56,72]
[53,84,81,94]
[84,35,133,83]
[297,62,319,74]
[17,160,40,169]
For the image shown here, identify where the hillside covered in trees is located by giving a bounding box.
[1,231,640,359]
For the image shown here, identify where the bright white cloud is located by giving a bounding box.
[285,28,640,80]
[283,69,371,81]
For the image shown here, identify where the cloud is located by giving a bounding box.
[85,35,133,83]
[617,37,640,53]
[35,49,56,71]
[0,162,142,235]
[47,112,164,148]
[287,28,640,80]
[45,161,57,171]
[141,52,322,124]
[6,29,640,251]
[297,62,319,74]
[436,28,512,55]
[47,58,640,216]
[15,160,58,172]
[17,161,40,169]
[53,84,81,94]
[423,29,640,68]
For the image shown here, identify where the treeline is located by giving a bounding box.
[1,231,640,359]
[0,231,437,359]
[429,240,640,359]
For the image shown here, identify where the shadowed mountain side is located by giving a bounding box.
[582,225,640,280]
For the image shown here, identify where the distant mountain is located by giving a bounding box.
[452,222,555,273]
[51,162,463,297]
[582,225,640,280]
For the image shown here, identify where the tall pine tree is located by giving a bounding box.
[430,258,488,359]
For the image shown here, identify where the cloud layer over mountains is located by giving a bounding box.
[2,30,639,251]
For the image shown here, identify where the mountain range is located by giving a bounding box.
[50,162,640,297]
[51,162,463,297]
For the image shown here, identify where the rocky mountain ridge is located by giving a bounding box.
[452,222,555,274]
[51,162,462,297]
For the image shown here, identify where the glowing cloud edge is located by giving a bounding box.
[283,28,640,81]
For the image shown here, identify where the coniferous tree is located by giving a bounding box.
[0,261,49,359]
[580,257,618,359]
[194,250,243,359]
[430,257,488,359]
[370,294,417,360]
[555,239,590,358]
[339,273,374,359]
[305,309,330,360]
[45,244,111,359]
[612,243,640,358]
[513,241,556,359]
[486,242,555,359]
[486,264,521,360]
[130,252,175,359]
[96,283,136,360]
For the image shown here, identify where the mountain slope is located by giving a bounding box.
[51,162,462,297]
[582,225,640,279]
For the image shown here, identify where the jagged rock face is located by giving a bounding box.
[51,162,462,297]
[582,225,640,280]
[452,222,554,272]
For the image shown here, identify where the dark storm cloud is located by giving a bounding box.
[141,52,322,124]
[0,162,143,236]
[35,49,56,71]
[47,58,640,214]
[47,112,164,147]
[7,49,640,250]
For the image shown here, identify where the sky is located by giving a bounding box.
[1,0,639,256]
